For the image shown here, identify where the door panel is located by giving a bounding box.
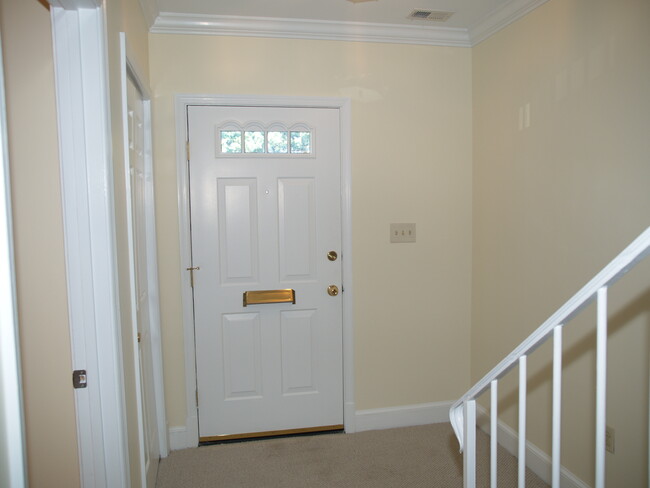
[217,178,259,283]
[189,105,343,440]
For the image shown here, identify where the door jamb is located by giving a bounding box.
[49,3,129,486]
[119,32,169,481]
[174,94,355,448]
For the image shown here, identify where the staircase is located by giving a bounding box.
[450,227,650,488]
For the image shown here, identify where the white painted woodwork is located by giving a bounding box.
[551,325,562,488]
[126,74,161,486]
[490,380,497,488]
[595,287,608,488]
[50,6,129,486]
[518,355,527,488]
[450,226,650,450]
[464,400,476,488]
[189,105,343,438]
[146,0,551,47]
[451,227,650,488]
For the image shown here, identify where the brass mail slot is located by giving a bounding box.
[243,289,296,307]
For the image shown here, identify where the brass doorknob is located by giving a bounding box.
[327,285,339,296]
[327,251,338,261]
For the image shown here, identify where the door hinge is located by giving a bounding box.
[195,389,199,408]
[186,266,200,288]
[186,140,190,161]
[73,370,87,389]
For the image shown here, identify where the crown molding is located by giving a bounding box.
[150,13,472,47]
[469,0,549,46]
[148,0,548,48]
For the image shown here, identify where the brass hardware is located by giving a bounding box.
[186,266,200,288]
[243,289,296,307]
[137,332,141,343]
[199,424,344,443]
[327,285,339,297]
[327,251,338,261]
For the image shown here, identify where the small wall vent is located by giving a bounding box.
[407,9,454,22]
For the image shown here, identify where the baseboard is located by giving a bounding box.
[169,414,200,451]
[170,401,454,449]
[476,405,590,488]
[168,426,188,451]
[355,401,454,433]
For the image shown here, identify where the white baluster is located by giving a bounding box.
[595,287,608,488]
[519,355,527,488]
[552,325,563,488]
[491,380,498,488]
[464,400,477,488]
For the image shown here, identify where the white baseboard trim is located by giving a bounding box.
[168,426,188,451]
[355,401,454,433]
[476,405,589,488]
[169,411,201,450]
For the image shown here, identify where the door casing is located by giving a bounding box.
[174,94,355,448]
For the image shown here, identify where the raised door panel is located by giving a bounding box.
[280,309,317,395]
[278,178,316,283]
[217,178,259,284]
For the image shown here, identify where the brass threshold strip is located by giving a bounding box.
[200,424,344,444]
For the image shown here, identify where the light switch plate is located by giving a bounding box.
[390,223,416,243]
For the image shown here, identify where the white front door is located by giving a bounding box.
[188,105,343,441]
[126,77,160,486]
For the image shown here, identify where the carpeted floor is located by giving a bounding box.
[156,423,549,487]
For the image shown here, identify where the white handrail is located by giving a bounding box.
[450,226,650,452]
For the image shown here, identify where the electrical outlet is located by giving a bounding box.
[390,223,416,243]
[605,426,615,453]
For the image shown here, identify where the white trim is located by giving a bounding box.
[468,0,550,46]
[355,402,454,433]
[120,29,169,459]
[50,5,130,487]
[148,0,550,48]
[175,94,354,447]
[476,405,590,488]
[168,427,189,451]
[119,34,146,488]
[152,13,471,47]
[119,32,169,486]
[0,34,27,488]
[450,226,650,449]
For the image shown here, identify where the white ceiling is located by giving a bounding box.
[141,0,548,47]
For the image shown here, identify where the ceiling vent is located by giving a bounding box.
[407,9,454,22]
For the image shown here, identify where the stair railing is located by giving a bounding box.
[450,226,650,488]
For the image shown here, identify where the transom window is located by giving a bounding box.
[217,122,313,157]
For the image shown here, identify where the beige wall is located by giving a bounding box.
[472,0,650,485]
[148,35,473,427]
[105,0,151,485]
[0,0,80,486]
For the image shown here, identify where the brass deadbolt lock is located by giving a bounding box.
[327,251,338,261]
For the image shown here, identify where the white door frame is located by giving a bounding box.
[49,1,129,486]
[119,32,169,476]
[174,94,355,448]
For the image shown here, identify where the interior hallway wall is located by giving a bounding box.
[0,0,79,486]
[148,35,473,430]
[472,0,650,485]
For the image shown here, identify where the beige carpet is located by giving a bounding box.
[156,423,549,487]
